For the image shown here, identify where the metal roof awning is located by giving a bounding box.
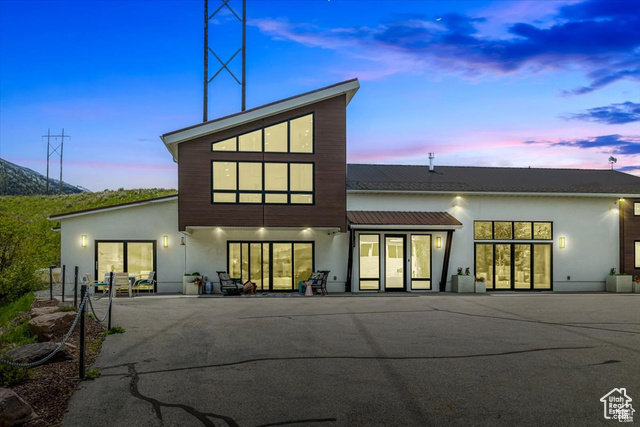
[347,211,463,230]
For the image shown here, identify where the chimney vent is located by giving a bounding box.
[428,152,435,172]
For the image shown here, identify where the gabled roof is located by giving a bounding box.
[347,211,462,229]
[161,79,360,162]
[346,164,640,196]
[49,195,178,220]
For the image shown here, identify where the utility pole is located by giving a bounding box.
[44,129,69,195]
[203,0,246,122]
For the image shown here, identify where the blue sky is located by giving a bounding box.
[0,0,638,191]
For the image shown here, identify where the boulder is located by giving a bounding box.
[4,342,71,364]
[0,388,38,426]
[28,312,76,341]
[30,307,58,318]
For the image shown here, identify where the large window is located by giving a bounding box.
[634,203,640,216]
[212,161,314,204]
[474,221,552,240]
[228,242,313,291]
[359,235,380,290]
[212,113,314,154]
[635,241,640,268]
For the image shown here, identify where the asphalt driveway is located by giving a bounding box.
[62,293,640,426]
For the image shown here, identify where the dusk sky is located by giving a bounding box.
[1,0,638,191]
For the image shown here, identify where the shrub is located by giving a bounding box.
[0,362,30,387]
[84,369,101,380]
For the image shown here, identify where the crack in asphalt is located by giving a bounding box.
[99,346,595,378]
[240,307,640,335]
[123,362,337,426]
[127,362,239,426]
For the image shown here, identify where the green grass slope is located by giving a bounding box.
[0,189,177,303]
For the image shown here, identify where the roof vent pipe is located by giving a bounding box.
[429,152,435,172]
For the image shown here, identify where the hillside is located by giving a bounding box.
[0,157,87,195]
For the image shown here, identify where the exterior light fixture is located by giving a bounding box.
[81,235,87,248]
[559,236,566,249]
[163,235,169,248]
[436,236,442,248]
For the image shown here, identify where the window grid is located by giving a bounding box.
[212,113,314,154]
[473,220,553,241]
[212,161,314,205]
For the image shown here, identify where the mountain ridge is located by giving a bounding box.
[0,158,88,195]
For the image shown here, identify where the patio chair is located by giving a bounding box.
[312,270,330,295]
[217,271,243,295]
[114,272,132,297]
[133,271,155,295]
[84,273,110,295]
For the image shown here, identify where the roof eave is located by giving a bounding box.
[346,189,640,198]
[161,79,360,162]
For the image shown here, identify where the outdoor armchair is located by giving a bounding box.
[217,271,243,295]
[311,270,330,295]
[133,271,155,295]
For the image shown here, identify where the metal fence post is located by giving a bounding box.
[108,272,114,330]
[61,265,66,302]
[74,266,79,308]
[79,284,87,379]
[49,265,55,300]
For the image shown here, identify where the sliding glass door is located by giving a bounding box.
[475,243,552,290]
[228,242,313,291]
[96,241,156,283]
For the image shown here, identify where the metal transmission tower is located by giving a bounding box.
[204,0,246,122]
[44,128,69,195]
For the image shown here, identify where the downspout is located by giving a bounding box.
[439,230,454,292]
[346,226,354,292]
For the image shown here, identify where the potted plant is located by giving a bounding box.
[182,272,202,295]
[452,267,474,293]
[634,275,640,293]
[605,268,632,293]
[474,276,486,293]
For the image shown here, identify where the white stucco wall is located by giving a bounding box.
[348,192,620,292]
[185,227,349,293]
[58,200,184,293]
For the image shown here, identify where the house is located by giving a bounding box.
[51,79,640,293]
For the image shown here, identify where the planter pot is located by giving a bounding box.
[475,282,486,293]
[451,275,474,293]
[182,277,201,295]
[605,275,632,293]
[634,282,640,294]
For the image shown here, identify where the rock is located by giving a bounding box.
[4,342,72,364]
[28,312,76,341]
[0,388,38,426]
[30,307,58,318]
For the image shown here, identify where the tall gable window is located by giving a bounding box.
[212,161,314,204]
[212,113,314,153]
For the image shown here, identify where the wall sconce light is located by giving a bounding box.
[162,235,169,248]
[436,236,442,249]
[180,236,186,246]
[559,236,566,249]
[81,235,87,248]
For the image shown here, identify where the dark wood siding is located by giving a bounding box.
[621,198,640,275]
[178,95,347,231]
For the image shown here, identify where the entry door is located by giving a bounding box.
[385,235,405,291]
